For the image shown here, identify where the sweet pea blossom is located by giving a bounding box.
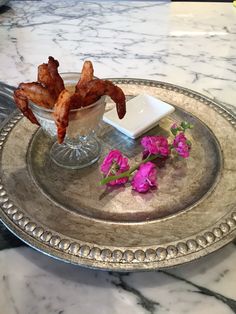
[173,132,191,158]
[141,136,170,158]
[100,150,130,186]
[170,123,179,136]
[99,121,193,192]
[131,162,157,193]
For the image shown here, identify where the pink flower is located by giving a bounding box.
[100,150,130,186]
[141,136,170,158]
[173,133,191,158]
[170,123,180,136]
[171,123,177,129]
[131,162,158,193]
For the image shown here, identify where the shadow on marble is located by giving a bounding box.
[0,5,11,14]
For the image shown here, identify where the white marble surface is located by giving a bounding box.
[0,1,236,111]
[0,244,236,314]
[0,1,236,313]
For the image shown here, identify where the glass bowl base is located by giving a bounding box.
[50,137,101,169]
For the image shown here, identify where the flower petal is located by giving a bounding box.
[131,162,157,193]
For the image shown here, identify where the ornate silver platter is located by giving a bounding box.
[0,79,235,271]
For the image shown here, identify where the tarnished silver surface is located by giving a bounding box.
[0,82,25,250]
[0,83,15,124]
[0,79,235,271]
[28,107,221,223]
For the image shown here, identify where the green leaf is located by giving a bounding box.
[170,128,178,136]
[180,121,186,129]
[180,121,194,132]
[186,139,192,146]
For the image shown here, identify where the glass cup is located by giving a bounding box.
[29,73,106,169]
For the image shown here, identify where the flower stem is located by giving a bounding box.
[99,154,161,186]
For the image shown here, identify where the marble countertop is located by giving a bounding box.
[0,1,235,313]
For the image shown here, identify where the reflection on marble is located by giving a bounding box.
[0,1,235,112]
[0,244,236,314]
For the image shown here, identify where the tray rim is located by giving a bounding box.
[0,78,235,271]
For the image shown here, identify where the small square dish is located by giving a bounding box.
[103,94,175,139]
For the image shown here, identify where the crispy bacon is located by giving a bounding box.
[53,89,71,144]
[13,88,39,125]
[75,61,94,91]
[13,58,126,144]
[47,56,65,95]
[76,79,126,119]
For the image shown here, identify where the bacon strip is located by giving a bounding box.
[13,89,39,125]
[75,61,94,91]
[13,58,126,144]
[76,79,126,119]
[53,89,71,144]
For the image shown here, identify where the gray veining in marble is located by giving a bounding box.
[0,244,236,314]
[0,1,236,313]
[0,1,235,112]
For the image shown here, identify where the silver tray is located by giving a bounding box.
[0,79,235,271]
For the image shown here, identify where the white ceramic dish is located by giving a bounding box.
[103,94,175,139]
